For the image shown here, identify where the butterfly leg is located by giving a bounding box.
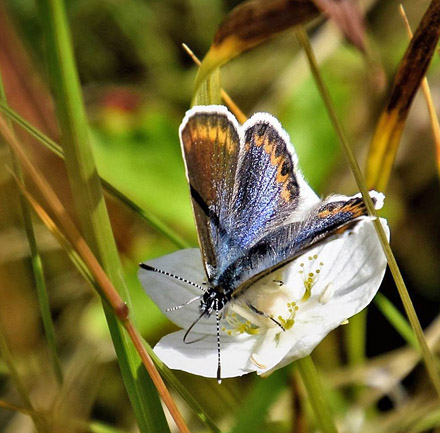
[247,303,286,331]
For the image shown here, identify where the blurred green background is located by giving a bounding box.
[0,0,439,432]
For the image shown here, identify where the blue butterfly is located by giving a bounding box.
[140,105,381,381]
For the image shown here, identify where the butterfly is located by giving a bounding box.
[140,105,383,382]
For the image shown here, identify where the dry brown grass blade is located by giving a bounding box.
[194,0,320,92]
[193,0,370,94]
[330,315,440,405]
[369,396,440,433]
[0,399,32,415]
[0,398,127,433]
[0,114,191,433]
[366,0,440,191]
[311,0,366,51]
[0,4,58,141]
[0,119,127,318]
[7,169,94,284]
[399,4,440,175]
[212,0,319,57]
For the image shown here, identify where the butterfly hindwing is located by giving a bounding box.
[219,194,377,294]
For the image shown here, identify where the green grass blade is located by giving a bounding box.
[374,293,418,349]
[17,171,217,432]
[0,103,62,157]
[228,368,290,433]
[28,247,64,381]
[0,70,63,385]
[295,25,440,398]
[143,343,220,432]
[0,50,219,432]
[88,422,131,433]
[0,101,189,249]
[192,67,221,106]
[37,1,170,431]
[297,356,338,433]
[345,311,367,367]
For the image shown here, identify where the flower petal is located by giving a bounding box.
[303,217,389,310]
[261,218,389,374]
[138,249,215,331]
[140,217,389,379]
[154,330,259,378]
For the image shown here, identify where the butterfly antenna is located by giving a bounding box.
[215,299,222,384]
[166,295,202,312]
[139,263,207,292]
[183,310,206,343]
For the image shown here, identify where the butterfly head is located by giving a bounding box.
[200,286,230,317]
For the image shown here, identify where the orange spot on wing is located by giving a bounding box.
[261,133,293,201]
[318,201,366,219]
[280,186,292,202]
[318,209,331,218]
[341,202,365,217]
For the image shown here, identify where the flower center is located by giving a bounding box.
[276,301,298,330]
[222,311,261,336]
[223,277,300,334]
[222,255,328,336]
[298,254,324,301]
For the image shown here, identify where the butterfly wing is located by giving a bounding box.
[216,192,383,294]
[226,113,320,250]
[180,107,320,282]
[179,106,242,279]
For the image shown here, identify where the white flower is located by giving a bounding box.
[138,218,389,379]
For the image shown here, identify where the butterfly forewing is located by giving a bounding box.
[179,106,241,279]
